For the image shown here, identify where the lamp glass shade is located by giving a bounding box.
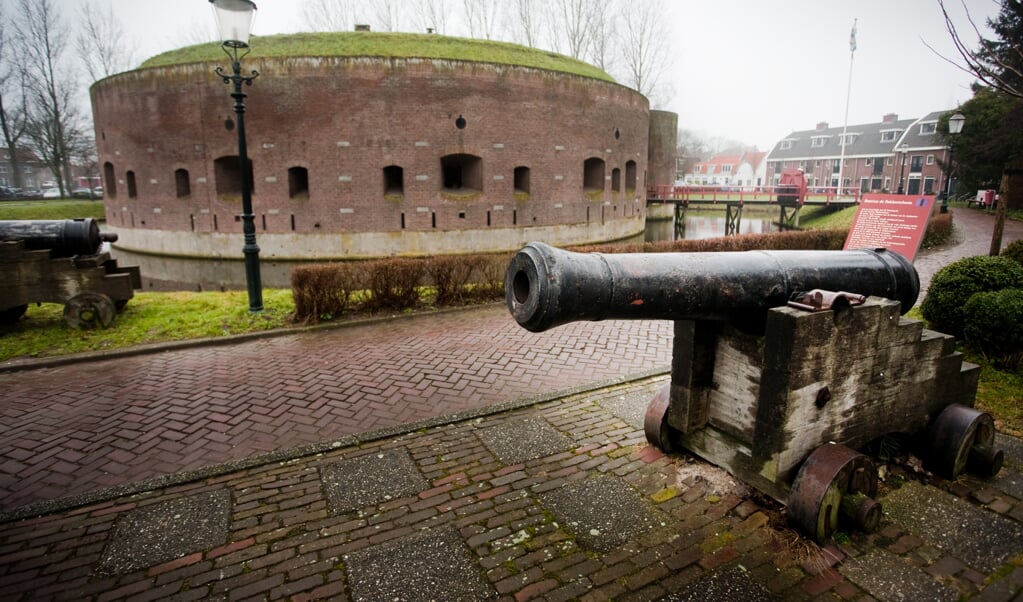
[210,0,257,48]
[948,113,966,135]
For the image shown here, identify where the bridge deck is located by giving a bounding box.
[646,185,860,207]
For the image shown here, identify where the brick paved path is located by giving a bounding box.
[0,307,673,512]
[0,377,1020,601]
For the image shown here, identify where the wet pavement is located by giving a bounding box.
[0,206,1021,601]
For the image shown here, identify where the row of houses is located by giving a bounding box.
[0,148,99,193]
[680,111,956,196]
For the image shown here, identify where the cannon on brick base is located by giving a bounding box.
[0,219,141,329]
[506,242,1001,542]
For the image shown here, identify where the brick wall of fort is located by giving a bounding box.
[91,56,652,259]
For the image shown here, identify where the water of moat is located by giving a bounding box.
[106,208,779,291]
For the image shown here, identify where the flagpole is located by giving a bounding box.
[838,18,856,198]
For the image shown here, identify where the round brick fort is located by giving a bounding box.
[90,32,659,284]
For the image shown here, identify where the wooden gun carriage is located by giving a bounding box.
[506,242,1002,541]
[0,219,141,328]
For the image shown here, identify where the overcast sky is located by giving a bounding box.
[46,1,1004,150]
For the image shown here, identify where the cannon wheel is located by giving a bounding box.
[788,443,881,542]
[63,292,116,329]
[644,383,675,453]
[0,304,28,325]
[925,404,1003,480]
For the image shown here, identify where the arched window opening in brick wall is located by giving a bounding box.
[288,166,309,199]
[625,160,637,193]
[103,162,117,197]
[441,154,482,193]
[514,166,530,197]
[214,156,254,200]
[126,170,137,199]
[611,168,621,192]
[383,165,404,198]
[583,158,605,194]
[175,168,191,198]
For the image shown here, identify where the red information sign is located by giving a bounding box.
[843,194,935,262]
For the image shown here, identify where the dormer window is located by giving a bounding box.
[811,136,829,148]
[840,134,857,146]
[919,122,936,135]
[779,140,794,150]
[880,130,900,142]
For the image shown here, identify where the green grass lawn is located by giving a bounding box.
[0,200,106,221]
[1,289,295,361]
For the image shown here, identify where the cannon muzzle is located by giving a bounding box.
[505,242,919,332]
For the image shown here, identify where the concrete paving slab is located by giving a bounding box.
[344,525,495,602]
[320,448,428,515]
[98,488,231,575]
[538,474,665,553]
[881,480,1023,572]
[476,416,574,465]
[598,387,652,429]
[840,548,959,602]
[659,565,777,601]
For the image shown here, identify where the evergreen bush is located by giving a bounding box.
[920,255,1023,337]
[962,288,1023,369]
[1001,239,1023,267]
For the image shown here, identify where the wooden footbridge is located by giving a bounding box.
[646,184,860,236]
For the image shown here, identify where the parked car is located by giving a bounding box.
[41,187,62,199]
[0,186,18,199]
[71,188,95,199]
[19,188,41,199]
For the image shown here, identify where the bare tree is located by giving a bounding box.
[509,0,543,47]
[372,0,401,32]
[587,3,616,72]
[616,0,671,103]
[546,0,601,59]
[0,11,28,188]
[75,2,137,83]
[463,0,501,40]
[302,0,356,32]
[15,0,84,194]
[410,0,452,35]
[929,0,1022,98]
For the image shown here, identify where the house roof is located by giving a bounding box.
[766,112,953,162]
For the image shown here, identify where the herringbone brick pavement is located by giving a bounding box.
[0,305,673,512]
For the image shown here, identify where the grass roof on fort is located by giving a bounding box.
[141,31,616,83]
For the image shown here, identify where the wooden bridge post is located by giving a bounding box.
[725,202,742,235]
[674,201,687,237]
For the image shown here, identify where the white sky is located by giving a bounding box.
[43,1,1005,150]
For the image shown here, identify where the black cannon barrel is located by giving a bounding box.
[505,242,919,332]
[0,218,107,257]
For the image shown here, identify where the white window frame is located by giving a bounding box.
[919,123,936,135]
[926,154,935,165]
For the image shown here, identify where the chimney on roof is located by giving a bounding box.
[882,113,898,123]
[355,24,370,31]
[816,122,828,130]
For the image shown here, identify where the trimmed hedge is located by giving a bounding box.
[921,255,1023,338]
[288,228,850,324]
[963,288,1023,369]
[1002,239,1023,267]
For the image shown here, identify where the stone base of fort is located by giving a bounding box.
[110,216,646,290]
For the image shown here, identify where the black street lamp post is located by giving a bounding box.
[943,112,965,214]
[210,0,262,312]
[896,143,908,195]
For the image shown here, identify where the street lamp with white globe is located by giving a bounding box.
[210,0,263,312]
